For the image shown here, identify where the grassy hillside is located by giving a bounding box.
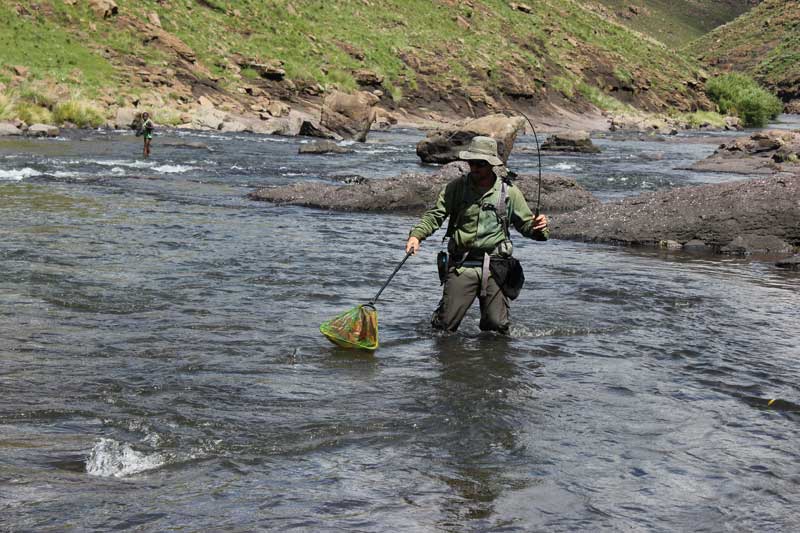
[690,0,800,101]
[588,0,757,49]
[0,0,716,125]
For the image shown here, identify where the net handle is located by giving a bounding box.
[369,250,413,305]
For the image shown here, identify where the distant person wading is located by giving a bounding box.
[137,112,155,158]
[405,136,549,334]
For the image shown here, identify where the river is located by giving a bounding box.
[1,116,798,531]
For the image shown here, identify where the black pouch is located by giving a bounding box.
[489,256,525,300]
[436,251,448,285]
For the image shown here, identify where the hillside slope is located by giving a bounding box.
[587,0,758,49]
[0,0,715,127]
[690,0,800,102]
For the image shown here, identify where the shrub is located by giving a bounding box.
[15,102,53,124]
[706,73,783,127]
[53,99,105,128]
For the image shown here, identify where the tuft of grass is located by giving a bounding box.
[240,67,260,80]
[15,102,53,124]
[550,76,576,99]
[578,82,635,112]
[675,110,727,128]
[706,73,783,127]
[53,100,105,128]
[0,92,15,120]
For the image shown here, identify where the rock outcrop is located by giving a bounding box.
[416,114,526,164]
[689,130,800,175]
[248,161,598,214]
[551,175,800,255]
[320,90,378,142]
[541,131,601,153]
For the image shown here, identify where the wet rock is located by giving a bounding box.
[416,114,526,165]
[248,161,598,214]
[26,124,60,137]
[689,130,800,175]
[775,254,800,270]
[724,116,743,131]
[160,141,212,151]
[320,90,378,142]
[720,235,794,255]
[0,122,24,136]
[298,140,355,155]
[541,131,601,153]
[551,175,800,255]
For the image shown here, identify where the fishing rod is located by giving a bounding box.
[507,109,544,217]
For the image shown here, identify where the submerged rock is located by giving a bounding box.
[775,255,800,270]
[689,130,800,175]
[416,114,525,164]
[551,175,800,255]
[541,131,601,153]
[248,161,598,214]
[298,140,355,155]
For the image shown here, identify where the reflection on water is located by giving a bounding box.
[1,119,799,531]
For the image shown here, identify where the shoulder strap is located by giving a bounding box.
[496,181,510,239]
[443,175,468,242]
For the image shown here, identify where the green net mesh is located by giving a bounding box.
[319,304,379,351]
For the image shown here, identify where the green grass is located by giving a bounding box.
[0,4,115,93]
[674,110,727,128]
[53,100,105,128]
[706,73,783,127]
[578,83,636,112]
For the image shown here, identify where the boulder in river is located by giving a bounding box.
[416,114,526,164]
[298,140,355,155]
[689,130,800,175]
[320,90,378,142]
[248,161,598,214]
[551,175,800,255]
[0,122,24,136]
[541,131,601,153]
[26,124,60,137]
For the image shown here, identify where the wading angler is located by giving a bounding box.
[405,136,549,334]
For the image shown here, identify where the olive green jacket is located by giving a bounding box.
[409,173,548,253]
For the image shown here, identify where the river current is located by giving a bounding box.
[1,116,799,531]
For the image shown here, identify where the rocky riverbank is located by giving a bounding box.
[689,129,800,175]
[550,174,800,255]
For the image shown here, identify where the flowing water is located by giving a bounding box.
[1,116,799,531]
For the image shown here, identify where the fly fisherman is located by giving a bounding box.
[136,112,155,158]
[405,136,549,333]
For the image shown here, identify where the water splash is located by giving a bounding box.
[85,438,166,478]
[0,167,42,181]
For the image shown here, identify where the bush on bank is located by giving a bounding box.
[706,73,783,127]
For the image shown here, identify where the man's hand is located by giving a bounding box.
[406,236,420,255]
[533,214,548,231]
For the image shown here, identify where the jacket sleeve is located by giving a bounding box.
[508,187,549,241]
[409,185,450,241]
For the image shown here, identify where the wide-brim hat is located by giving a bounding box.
[458,135,503,166]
